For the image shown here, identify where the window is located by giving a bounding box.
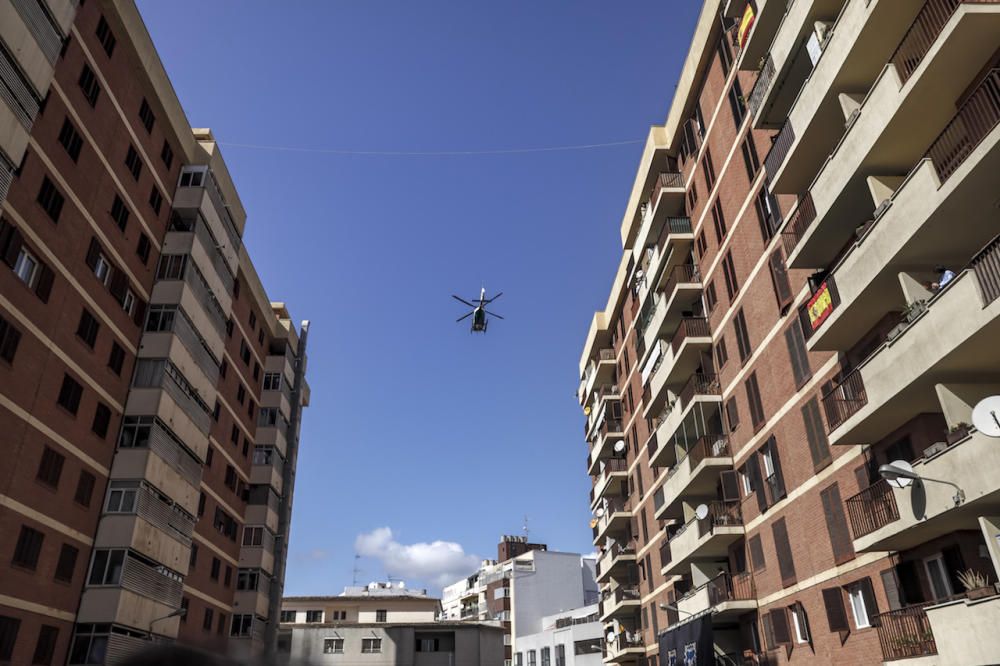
[214,508,238,540]
[189,544,198,567]
[717,27,734,74]
[217,612,227,636]
[197,493,206,517]
[180,598,189,622]
[704,280,717,312]
[528,649,537,666]
[240,339,251,365]
[746,373,765,430]
[109,194,129,231]
[37,177,65,223]
[13,247,39,288]
[105,484,137,513]
[242,526,264,546]
[0,616,21,662]
[263,373,281,391]
[138,99,155,133]
[279,610,295,623]
[69,624,114,664]
[258,407,278,427]
[721,251,738,301]
[323,638,344,654]
[742,133,760,182]
[136,233,151,265]
[74,471,95,507]
[107,342,125,375]
[726,397,740,432]
[156,254,186,280]
[848,582,872,629]
[78,64,100,106]
[210,557,220,581]
[76,309,100,348]
[58,118,83,162]
[230,614,253,637]
[711,198,726,243]
[748,534,766,571]
[236,384,246,405]
[55,544,79,583]
[734,309,751,363]
[702,149,716,191]
[802,397,831,470]
[124,145,142,181]
[790,604,810,644]
[37,446,65,488]
[161,141,173,169]
[31,625,58,666]
[149,185,163,214]
[237,569,260,591]
[715,338,728,369]
[728,78,746,128]
[304,610,323,623]
[203,608,214,631]
[923,554,953,600]
[87,549,125,585]
[362,638,382,653]
[696,230,708,259]
[769,250,793,313]
[57,374,83,414]
[515,653,523,666]
[12,525,44,570]
[249,311,256,329]
[785,323,811,388]
[95,15,116,56]
[220,358,228,378]
[224,565,232,587]
[756,187,781,241]
[376,609,387,622]
[555,645,566,666]
[0,315,22,364]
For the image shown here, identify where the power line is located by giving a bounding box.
[216,138,644,157]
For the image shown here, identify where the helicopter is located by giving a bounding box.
[453,288,504,333]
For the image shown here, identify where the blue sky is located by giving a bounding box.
[137,1,700,594]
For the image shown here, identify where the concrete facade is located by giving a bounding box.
[514,604,602,666]
[578,0,1000,664]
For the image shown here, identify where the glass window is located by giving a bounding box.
[105,486,137,513]
[13,249,37,286]
[323,638,344,654]
[791,605,809,643]
[362,638,381,653]
[528,650,537,666]
[375,609,387,622]
[923,554,953,600]
[848,584,870,629]
[541,647,551,666]
[279,610,295,623]
[87,550,125,585]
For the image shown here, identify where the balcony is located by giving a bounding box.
[874,603,938,662]
[737,0,792,71]
[591,457,629,509]
[235,588,271,620]
[128,359,212,437]
[642,319,713,419]
[95,486,195,574]
[600,585,641,621]
[919,595,1000,664]
[251,447,284,495]
[662,502,744,577]
[596,540,636,584]
[174,167,242,265]
[579,348,617,406]
[246,485,280,534]
[676,572,757,622]
[594,497,632,543]
[240,529,276,575]
[588,411,625,475]
[632,173,686,263]
[77,551,184,632]
[654,435,732,521]
[847,429,1000,553]
[825,262,1000,448]
[151,254,228,342]
[634,217,695,311]
[766,0,928,195]
[649,375,724,469]
[639,265,703,368]
[602,627,644,662]
[785,3,1000,270]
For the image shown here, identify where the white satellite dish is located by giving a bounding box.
[606,632,616,644]
[972,396,1000,438]
[883,460,915,489]
[694,504,709,521]
[613,440,626,453]
[595,507,606,518]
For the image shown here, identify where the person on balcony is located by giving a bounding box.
[930,266,956,292]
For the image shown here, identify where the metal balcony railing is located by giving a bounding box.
[972,232,1000,305]
[875,603,938,661]
[648,172,684,210]
[10,0,64,63]
[891,0,999,85]
[661,265,702,301]
[671,317,711,354]
[822,370,868,431]
[780,193,817,256]
[676,434,731,475]
[168,212,236,293]
[119,553,184,607]
[140,418,202,487]
[612,586,640,604]
[706,571,756,605]
[696,501,744,538]
[748,56,776,120]
[134,485,196,544]
[764,120,796,180]
[678,373,722,411]
[925,68,1000,181]
[203,169,243,251]
[845,479,900,539]
[152,305,221,385]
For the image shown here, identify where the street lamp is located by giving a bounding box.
[878,462,965,506]
[658,603,695,617]
[148,607,187,639]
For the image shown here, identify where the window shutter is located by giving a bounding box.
[772,518,797,587]
[771,608,791,645]
[785,324,811,387]
[858,577,880,626]
[108,268,127,302]
[85,237,101,270]
[747,455,766,514]
[132,298,146,327]
[802,398,832,471]
[749,535,766,572]
[726,398,740,431]
[0,220,23,268]
[820,482,855,565]
[761,611,776,650]
[34,264,54,303]
[880,568,903,611]
[769,250,794,313]
[821,587,850,643]
[795,601,813,647]
[720,470,739,502]
[766,437,786,501]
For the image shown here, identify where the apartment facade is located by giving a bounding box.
[0,1,310,664]
[513,604,603,666]
[579,0,1000,664]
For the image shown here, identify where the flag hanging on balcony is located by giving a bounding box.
[738,4,756,49]
[806,282,834,330]
[659,614,714,666]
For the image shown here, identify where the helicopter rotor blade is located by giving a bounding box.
[452,295,476,308]
[456,312,474,323]
[485,292,503,304]
[484,310,504,320]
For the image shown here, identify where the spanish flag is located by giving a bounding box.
[738,4,756,49]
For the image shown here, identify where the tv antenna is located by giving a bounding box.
[352,554,364,586]
[522,515,530,540]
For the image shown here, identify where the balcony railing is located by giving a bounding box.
[764,119,796,180]
[599,418,624,440]
[845,480,900,539]
[648,172,684,209]
[678,373,722,411]
[748,56,777,120]
[890,0,993,85]
[134,484,196,544]
[696,501,744,537]
[780,193,817,256]
[613,586,640,604]
[659,539,672,568]
[670,317,711,354]
[661,216,694,241]
[119,552,184,607]
[133,360,212,435]
[706,571,756,605]
[874,603,938,661]
[925,68,1000,181]
[822,369,868,431]
[168,212,236,293]
[203,169,243,251]
[972,232,1000,305]
[662,265,702,300]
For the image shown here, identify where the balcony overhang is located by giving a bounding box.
[655,440,733,522]
[662,522,744,577]
[650,395,724,470]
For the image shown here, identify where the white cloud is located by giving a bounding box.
[355,527,480,589]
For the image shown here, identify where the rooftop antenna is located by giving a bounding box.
[522,515,530,540]
[352,554,364,586]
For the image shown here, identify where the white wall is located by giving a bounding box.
[511,552,595,647]
[515,620,603,666]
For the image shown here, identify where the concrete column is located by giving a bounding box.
[978,516,1000,584]
[935,383,1000,429]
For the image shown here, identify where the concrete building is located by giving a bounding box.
[0,1,309,664]
[578,1,1000,664]
[514,604,603,666]
[441,537,599,665]
[278,583,505,666]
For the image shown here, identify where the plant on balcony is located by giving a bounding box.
[945,422,971,445]
[956,568,993,600]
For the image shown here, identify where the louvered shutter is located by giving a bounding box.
[108,268,127,302]
[747,455,766,513]
[820,483,855,565]
[771,608,791,645]
[749,535,766,572]
[880,568,903,611]
[803,397,832,471]
[858,577,880,627]
[822,587,850,643]
[34,263,54,303]
[0,220,23,268]
[720,470,740,502]
[770,250,794,313]
[767,437,786,501]
[85,237,101,270]
[772,518,797,587]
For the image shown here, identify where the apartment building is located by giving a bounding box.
[0,1,310,664]
[442,538,599,665]
[514,604,603,666]
[579,0,1000,664]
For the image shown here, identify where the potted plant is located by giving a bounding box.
[957,568,993,600]
[946,422,971,445]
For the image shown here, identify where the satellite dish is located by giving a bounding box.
[584,405,592,416]
[694,504,709,521]
[606,632,615,644]
[613,440,626,453]
[595,507,606,518]
[972,396,1000,437]
[883,460,915,489]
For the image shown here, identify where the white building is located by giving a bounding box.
[514,604,603,666]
